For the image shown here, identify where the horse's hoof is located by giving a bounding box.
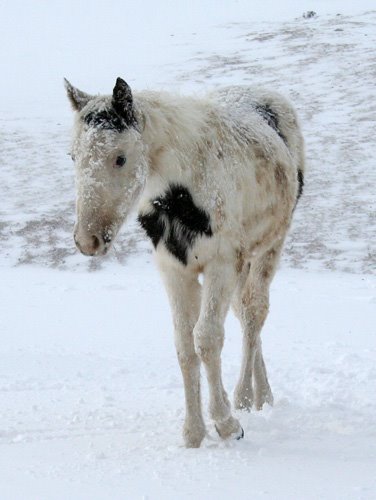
[215,417,244,441]
[254,389,274,410]
[215,424,244,440]
[236,426,245,440]
[183,423,206,448]
[234,398,253,412]
[234,387,254,411]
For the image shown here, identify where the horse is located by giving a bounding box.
[65,77,304,448]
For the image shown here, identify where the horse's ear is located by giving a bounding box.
[112,77,136,126]
[64,78,92,111]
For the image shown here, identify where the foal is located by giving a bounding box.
[65,77,304,448]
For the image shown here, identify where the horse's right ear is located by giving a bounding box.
[64,78,92,111]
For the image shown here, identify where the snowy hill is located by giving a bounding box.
[1,2,375,274]
[0,1,375,499]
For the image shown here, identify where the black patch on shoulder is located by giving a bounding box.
[137,211,165,248]
[83,108,127,132]
[255,104,287,144]
[297,169,304,200]
[138,184,213,265]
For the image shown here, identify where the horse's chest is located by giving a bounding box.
[138,184,213,265]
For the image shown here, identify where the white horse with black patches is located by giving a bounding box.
[65,77,304,448]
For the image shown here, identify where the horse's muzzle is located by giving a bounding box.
[74,231,110,256]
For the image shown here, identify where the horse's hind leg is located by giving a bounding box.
[253,345,273,410]
[233,243,282,411]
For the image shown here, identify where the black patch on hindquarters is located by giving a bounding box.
[138,184,213,265]
[255,104,287,144]
[297,169,304,201]
[83,108,127,132]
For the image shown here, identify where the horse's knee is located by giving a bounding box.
[176,350,200,370]
[241,290,269,335]
[193,320,224,363]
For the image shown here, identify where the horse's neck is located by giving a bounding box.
[136,92,209,164]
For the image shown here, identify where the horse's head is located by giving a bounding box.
[65,77,147,256]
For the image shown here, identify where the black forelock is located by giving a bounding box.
[82,107,128,132]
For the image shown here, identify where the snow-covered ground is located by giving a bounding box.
[1,264,375,499]
[1,1,375,499]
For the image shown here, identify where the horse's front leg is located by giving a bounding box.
[193,259,244,440]
[157,259,205,448]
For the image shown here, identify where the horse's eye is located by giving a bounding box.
[115,155,126,168]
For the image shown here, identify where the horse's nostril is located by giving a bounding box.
[92,235,101,250]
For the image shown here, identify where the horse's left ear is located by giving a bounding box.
[112,77,136,126]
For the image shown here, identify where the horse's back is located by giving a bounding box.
[210,85,304,173]
[210,85,297,130]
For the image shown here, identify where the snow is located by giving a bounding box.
[1,265,375,499]
[1,1,375,499]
